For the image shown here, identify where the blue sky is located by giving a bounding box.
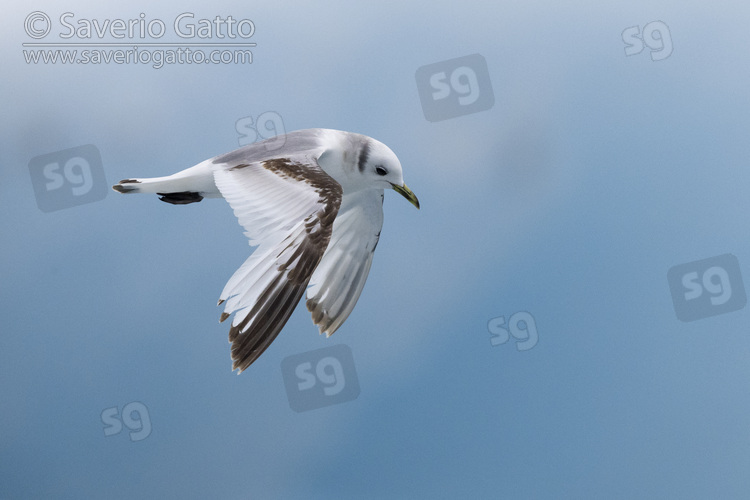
[3,1,750,498]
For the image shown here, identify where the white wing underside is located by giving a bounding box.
[306,189,384,335]
[212,155,382,371]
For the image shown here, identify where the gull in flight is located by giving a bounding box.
[113,129,419,372]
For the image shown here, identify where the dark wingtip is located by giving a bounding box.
[112,179,140,193]
[112,184,134,193]
[157,191,204,205]
[220,312,230,323]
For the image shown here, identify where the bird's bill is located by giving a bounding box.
[391,183,420,209]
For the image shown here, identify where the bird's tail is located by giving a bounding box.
[112,160,220,205]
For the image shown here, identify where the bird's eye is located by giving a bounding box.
[375,166,387,176]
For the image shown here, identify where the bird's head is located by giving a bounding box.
[360,138,420,209]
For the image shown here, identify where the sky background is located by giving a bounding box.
[2,0,750,498]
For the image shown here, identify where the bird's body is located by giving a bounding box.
[113,128,419,372]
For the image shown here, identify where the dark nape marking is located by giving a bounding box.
[357,140,371,173]
[157,191,204,205]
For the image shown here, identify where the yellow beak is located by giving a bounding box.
[391,183,420,209]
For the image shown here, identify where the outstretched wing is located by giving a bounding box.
[213,156,342,373]
[306,189,384,335]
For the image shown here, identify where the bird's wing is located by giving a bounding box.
[306,189,385,335]
[213,156,342,372]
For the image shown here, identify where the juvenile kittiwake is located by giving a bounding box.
[112,128,420,373]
